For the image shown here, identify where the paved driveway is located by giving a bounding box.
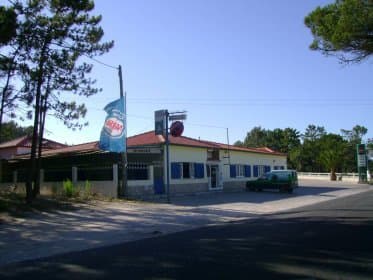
[0,179,371,267]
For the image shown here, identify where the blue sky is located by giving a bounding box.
[26,0,373,144]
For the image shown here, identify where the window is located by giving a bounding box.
[237,165,244,177]
[171,162,181,179]
[194,163,204,178]
[171,162,204,179]
[230,164,251,178]
[207,149,219,161]
[183,162,192,178]
[230,165,236,178]
[253,165,270,177]
[244,165,251,177]
[128,163,149,180]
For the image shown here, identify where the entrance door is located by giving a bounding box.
[208,164,219,189]
[153,164,164,194]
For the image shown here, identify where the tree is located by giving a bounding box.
[340,125,368,172]
[233,140,244,147]
[0,121,33,143]
[303,124,326,141]
[0,6,17,45]
[9,0,114,202]
[243,126,268,147]
[341,125,368,143]
[239,127,301,169]
[300,125,326,172]
[318,133,348,180]
[0,6,22,143]
[305,0,373,64]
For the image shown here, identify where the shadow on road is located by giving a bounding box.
[1,203,372,280]
[170,185,349,207]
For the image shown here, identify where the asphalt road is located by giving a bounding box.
[1,190,373,280]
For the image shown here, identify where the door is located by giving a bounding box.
[153,164,164,194]
[208,164,219,189]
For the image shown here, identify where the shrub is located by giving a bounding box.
[84,180,92,198]
[63,179,74,198]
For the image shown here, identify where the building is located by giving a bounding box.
[2,131,287,198]
[0,135,67,160]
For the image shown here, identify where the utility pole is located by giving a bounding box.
[165,110,170,203]
[118,65,128,196]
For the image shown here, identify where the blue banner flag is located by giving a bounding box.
[99,96,126,153]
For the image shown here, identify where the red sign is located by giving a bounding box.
[170,121,184,137]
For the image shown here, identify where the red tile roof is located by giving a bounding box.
[0,135,67,149]
[0,136,28,149]
[29,130,285,158]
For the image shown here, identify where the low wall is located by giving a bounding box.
[298,172,359,183]
[223,180,246,192]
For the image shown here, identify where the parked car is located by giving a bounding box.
[246,170,298,193]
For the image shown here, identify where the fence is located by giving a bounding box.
[298,172,359,182]
[0,164,154,198]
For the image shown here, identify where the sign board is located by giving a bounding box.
[128,148,162,154]
[154,110,167,135]
[358,154,367,167]
[368,150,373,161]
[169,114,187,121]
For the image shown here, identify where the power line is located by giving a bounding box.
[86,56,118,70]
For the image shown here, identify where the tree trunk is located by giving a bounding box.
[27,46,47,202]
[0,62,13,144]
[35,91,48,196]
[330,169,337,181]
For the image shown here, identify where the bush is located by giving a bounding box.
[83,180,92,198]
[63,179,74,198]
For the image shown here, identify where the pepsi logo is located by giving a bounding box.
[104,117,124,137]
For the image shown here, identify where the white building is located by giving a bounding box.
[3,131,287,198]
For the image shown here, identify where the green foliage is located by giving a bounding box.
[236,124,369,174]
[1,0,114,202]
[0,6,17,45]
[240,126,301,169]
[305,0,373,63]
[84,180,92,198]
[243,126,268,147]
[318,134,348,180]
[63,179,74,198]
[0,121,33,143]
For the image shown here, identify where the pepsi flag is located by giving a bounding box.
[99,96,126,153]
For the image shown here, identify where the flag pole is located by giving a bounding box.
[118,65,127,197]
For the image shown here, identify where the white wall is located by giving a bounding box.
[168,145,208,185]
[221,150,287,182]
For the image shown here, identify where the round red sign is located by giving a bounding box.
[170,121,184,137]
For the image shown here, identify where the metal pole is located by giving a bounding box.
[165,110,170,203]
[118,65,127,197]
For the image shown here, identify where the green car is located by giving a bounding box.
[246,170,298,193]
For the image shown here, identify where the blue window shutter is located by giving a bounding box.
[230,165,236,178]
[171,163,181,179]
[265,165,271,173]
[244,165,251,177]
[194,163,204,178]
[280,166,285,170]
[253,165,259,177]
